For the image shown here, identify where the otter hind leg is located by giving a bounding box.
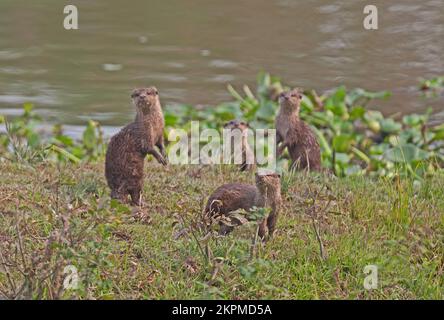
[110,189,128,204]
[129,188,142,207]
[218,223,234,236]
[266,212,278,238]
[258,219,268,241]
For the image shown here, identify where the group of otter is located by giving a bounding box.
[105,87,321,240]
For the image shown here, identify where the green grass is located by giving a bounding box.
[0,160,443,299]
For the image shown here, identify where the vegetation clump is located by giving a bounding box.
[0,73,443,299]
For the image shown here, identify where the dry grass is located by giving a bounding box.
[0,160,443,299]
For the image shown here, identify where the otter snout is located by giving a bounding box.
[279,92,290,101]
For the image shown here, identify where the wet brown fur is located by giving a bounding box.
[223,120,255,172]
[275,89,321,171]
[205,172,281,239]
[105,87,167,206]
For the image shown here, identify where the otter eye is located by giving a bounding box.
[155,91,159,95]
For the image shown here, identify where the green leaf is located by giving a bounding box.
[332,134,354,153]
[164,112,178,127]
[23,103,34,114]
[256,102,276,120]
[349,106,366,120]
[55,135,74,146]
[83,120,98,149]
[402,114,424,127]
[335,152,350,164]
[380,118,402,134]
[50,145,81,163]
[384,144,429,163]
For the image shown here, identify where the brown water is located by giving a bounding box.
[0,0,443,129]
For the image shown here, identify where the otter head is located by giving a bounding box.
[223,120,250,132]
[255,170,281,199]
[279,88,303,114]
[131,87,159,114]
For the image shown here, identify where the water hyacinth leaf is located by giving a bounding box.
[214,105,237,121]
[257,71,271,88]
[50,144,81,163]
[256,102,276,120]
[431,124,444,141]
[364,110,384,122]
[347,88,391,106]
[54,135,74,147]
[349,106,366,120]
[243,85,256,101]
[325,88,348,117]
[164,112,178,127]
[27,131,41,148]
[366,118,381,133]
[23,102,34,115]
[402,114,425,127]
[332,134,354,153]
[216,103,243,119]
[346,165,364,175]
[335,152,350,164]
[311,126,332,157]
[300,95,315,113]
[384,144,429,163]
[325,103,349,118]
[370,143,391,155]
[83,120,98,149]
[388,135,402,146]
[380,118,402,134]
[351,147,370,164]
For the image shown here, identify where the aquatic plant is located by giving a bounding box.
[1,73,443,179]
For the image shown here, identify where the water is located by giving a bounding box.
[0,0,443,129]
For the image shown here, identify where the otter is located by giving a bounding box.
[105,87,167,206]
[223,120,255,172]
[205,171,281,239]
[275,89,321,171]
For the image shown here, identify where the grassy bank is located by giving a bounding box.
[1,160,443,299]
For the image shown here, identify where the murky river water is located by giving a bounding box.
[0,0,443,130]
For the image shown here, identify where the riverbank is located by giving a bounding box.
[0,161,442,299]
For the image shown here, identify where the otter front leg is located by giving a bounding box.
[111,189,128,204]
[156,137,168,162]
[266,210,279,239]
[277,142,288,157]
[276,132,287,157]
[258,218,268,241]
[129,188,142,207]
[145,147,168,166]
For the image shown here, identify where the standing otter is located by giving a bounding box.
[205,171,281,239]
[223,120,255,172]
[105,87,167,206]
[275,89,321,171]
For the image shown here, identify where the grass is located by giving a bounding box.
[0,159,443,299]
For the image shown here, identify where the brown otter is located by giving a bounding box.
[105,87,167,206]
[275,89,321,171]
[205,171,281,239]
[223,120,255,172]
